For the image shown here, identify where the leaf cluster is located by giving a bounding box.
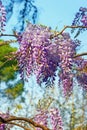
[5,81,24,99]
[0,40,17,82]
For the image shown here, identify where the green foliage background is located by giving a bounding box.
[0,40,24,99]
[0,40,17,82]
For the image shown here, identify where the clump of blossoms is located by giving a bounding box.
[56,33,77,96]
[74,57,87,91]
[0,1,6,34]
[81,15,87,26]
[72,7,87,26]
[17,23,60,85]
[49,108,63,130]
[71,7,87,35]
[17,22,80,96]
[34,108,63,130]
[34,110,48,130]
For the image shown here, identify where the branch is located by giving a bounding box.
[0,33,17,37]
[1,25,87,40]
[0,116,50,130]
[6,116,50,130]
[74,52,87,58]
[51,25,87,38]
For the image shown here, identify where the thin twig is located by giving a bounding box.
[74,52,87,58]
[51,25,87,38]
[1,25,87,40]
[0,33,17,37]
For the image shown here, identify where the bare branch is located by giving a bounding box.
[2,116,50,130]
[1,25,87,40]
[51,25,87,38]
[74,52,87,58]
[0,33,17,37]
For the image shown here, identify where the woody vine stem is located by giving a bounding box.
[0,116,50,130]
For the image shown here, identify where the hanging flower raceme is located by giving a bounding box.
[17,23,60,85]
[79,7,87,25]
[49,108,63,130]
[75,57,87,91]
[34,108,63,130]
[81,15,87,26]
[56,33,78,96]
[71,7,87,35]
[0,1,6,34]
[34,110,48,130]
[72,7,87,26]
[17,23,80,95]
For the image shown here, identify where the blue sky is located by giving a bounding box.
[35,0,87,29]
[35,0,87,54]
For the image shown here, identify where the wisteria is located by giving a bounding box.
[0,1,87,96]
[71,7,87,35]
[17,23,60,86]
[74,58,87,91]
[81,15,87,26]
[0,1,87,130]
[57,33,77,96]
[79,7,87,26]
[17,23,80,95]
[34,110,48,130]
[72,7,87,26]
[0,0,6,34]
[49,108,63,130]
[34,108,63,130]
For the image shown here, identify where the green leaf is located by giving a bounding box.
[0,40,18,82]
[5,81,24,99]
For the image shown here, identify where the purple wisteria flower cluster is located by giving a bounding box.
[17,23,60,85]
[1,1,87,96]
[79,7,87,26]
[72,7,87,26]
[0,1,6,34]
[57,33,77,96]
[17,23,80,95]
[34,110,48,130]
[49,108,63,130]
[71,7,87,36]
[74,57,87,91]
[34,108,63,130]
